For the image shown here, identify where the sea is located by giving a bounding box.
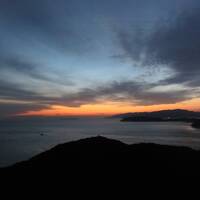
[1,117,200,167]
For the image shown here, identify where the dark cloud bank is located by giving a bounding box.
[0,79,196,117]
[117,8,200,87]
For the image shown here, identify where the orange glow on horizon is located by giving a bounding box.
[18,98,200,117]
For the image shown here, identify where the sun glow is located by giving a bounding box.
[19,98,200,117]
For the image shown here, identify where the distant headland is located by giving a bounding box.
[111,109,200,127]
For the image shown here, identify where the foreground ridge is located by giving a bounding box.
[1,136,200,189]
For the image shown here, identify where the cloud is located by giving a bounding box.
[0,102,49,117]
[0,0,200,117]
[0,78,197,117]
[0,79,55,117]
[0,0,91,55]
[0,56,74,86]
[0,57,47,81]
[0,80,56,104]
[116,7,200,87]
[58,81,197,107]
[0,0,69,36]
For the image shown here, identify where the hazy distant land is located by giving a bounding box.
[112,109,200,119]
[111,109,200,128]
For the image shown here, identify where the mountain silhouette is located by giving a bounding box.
[1,136,200,179]
[112,109,200,120]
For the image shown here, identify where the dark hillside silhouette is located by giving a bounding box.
[112,109,200,119]
[1,136,200,181]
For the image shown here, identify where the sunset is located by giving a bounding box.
[0,0,200,117]
[1,0,200,187]
[20,98,200,116]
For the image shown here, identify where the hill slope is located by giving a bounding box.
[1,136,200,179]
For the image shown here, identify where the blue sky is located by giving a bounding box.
[0,0,200,116]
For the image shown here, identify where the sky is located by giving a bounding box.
[0,0,200,117]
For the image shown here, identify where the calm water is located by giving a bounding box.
[0,117,200,167]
